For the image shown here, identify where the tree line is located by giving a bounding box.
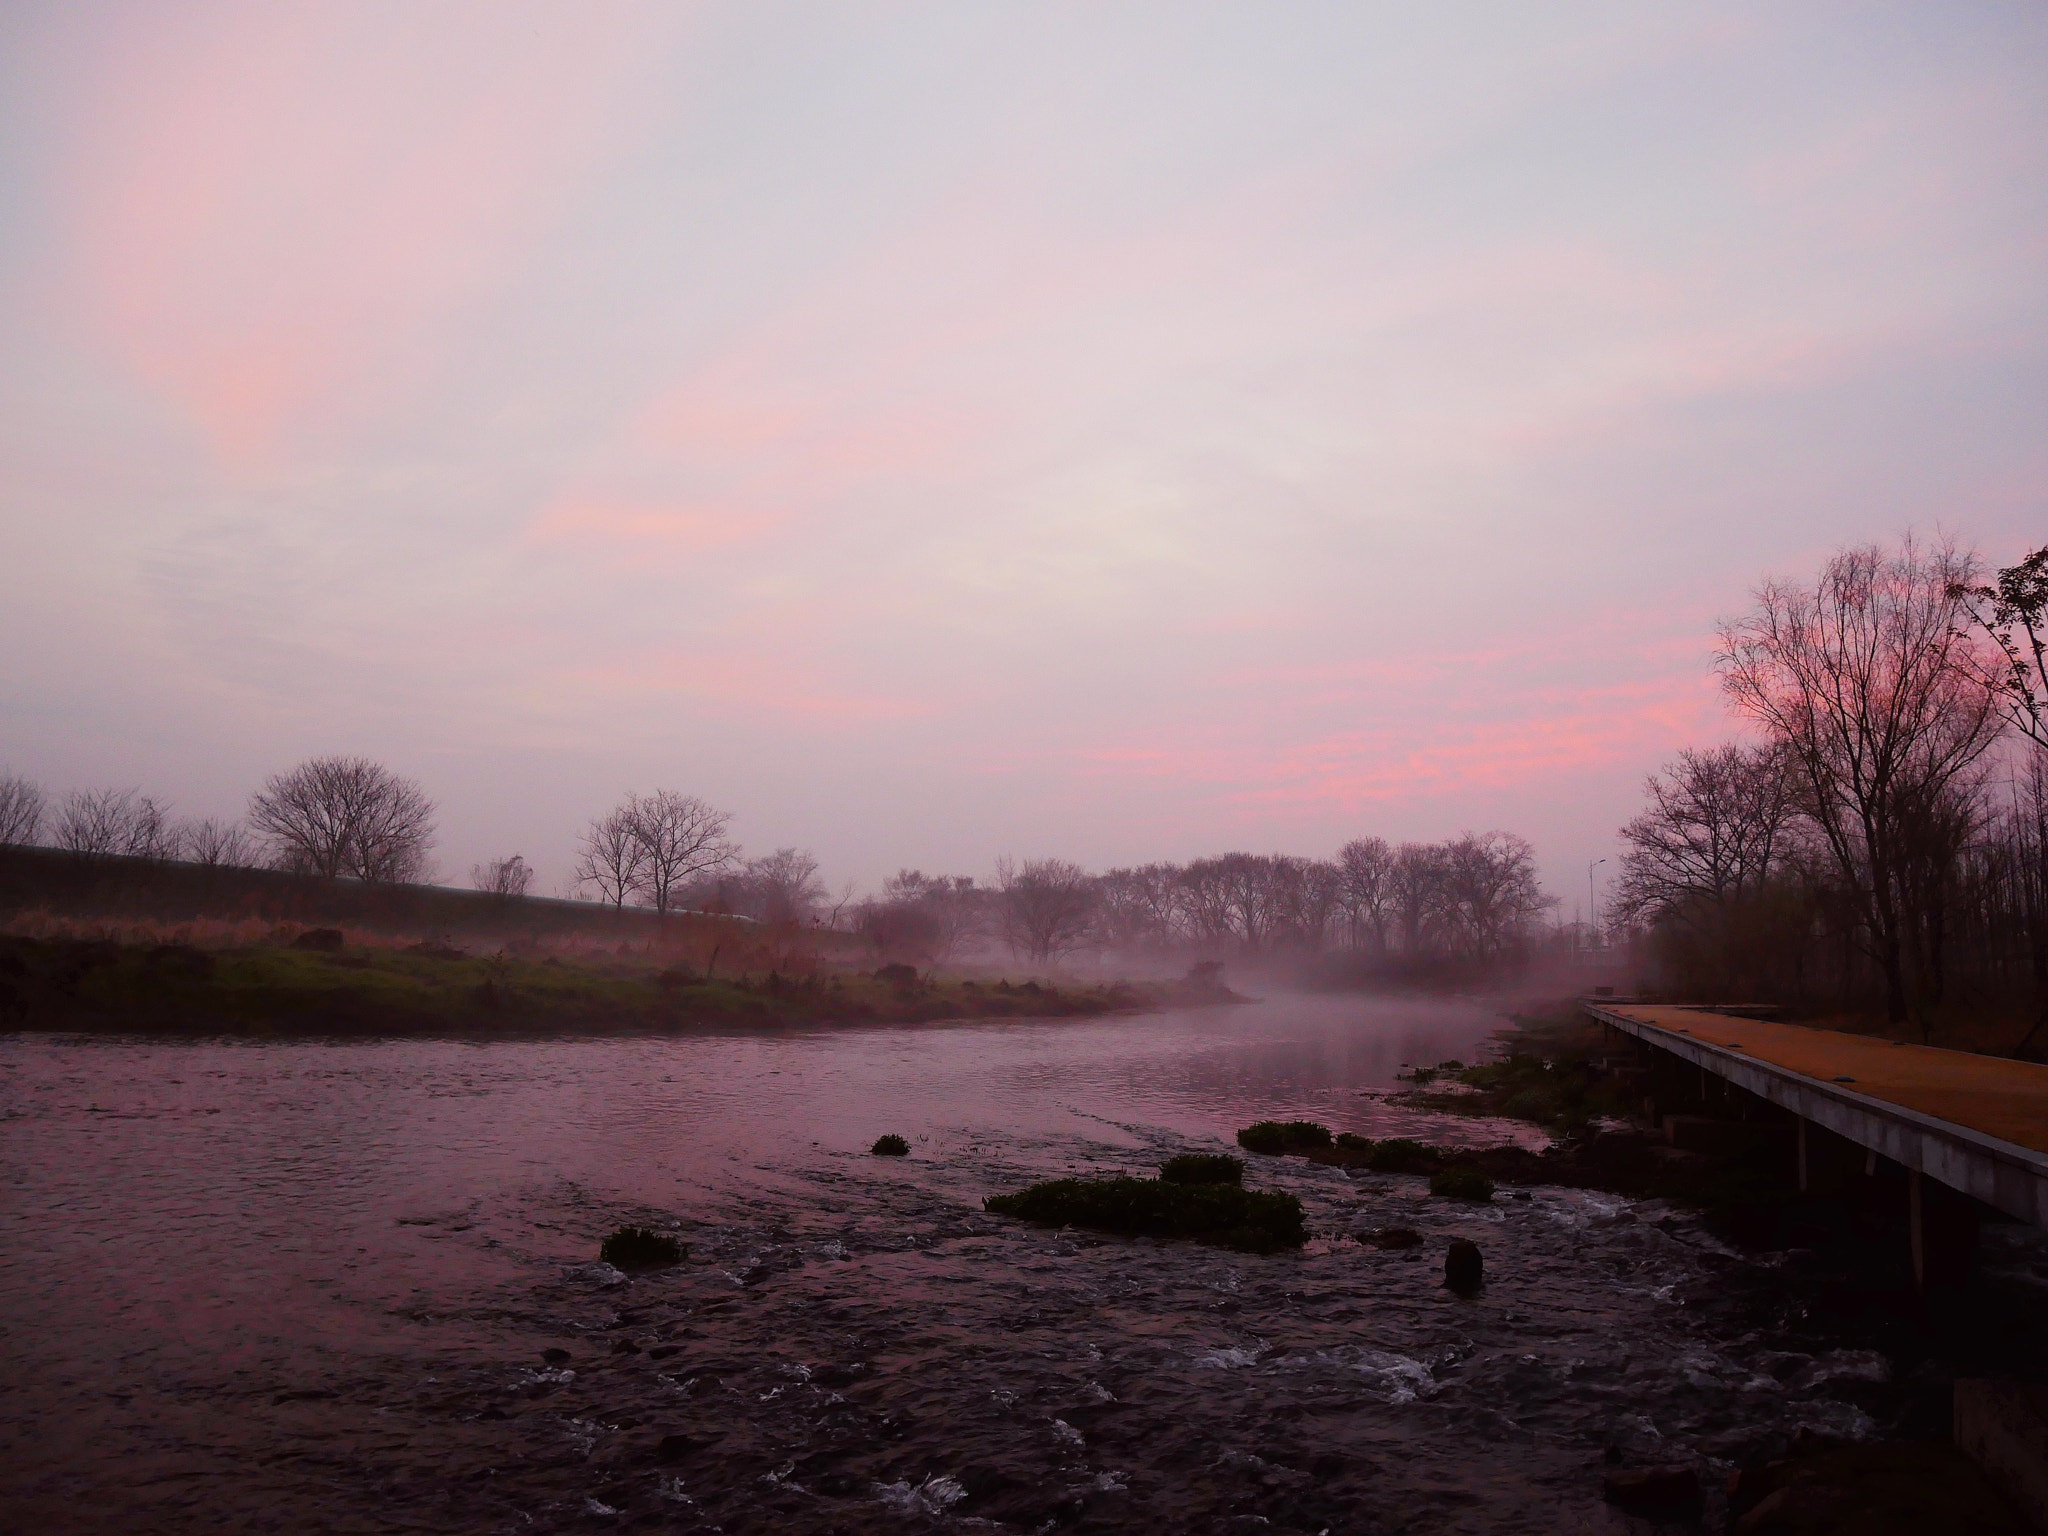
[850,831,1550,970]
[1613,534,2048,1043]
[0,754,1554,972]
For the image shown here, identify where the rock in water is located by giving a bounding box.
[1603,1465,1700,1515]
[1444,1239,1483,1293]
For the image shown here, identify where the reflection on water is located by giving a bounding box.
[0,995,1882,1532]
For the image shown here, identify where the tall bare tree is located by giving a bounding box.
[627,790,734,915]
[1719,535,2005,1024]
[1335,837,1396,952]
[1390,842,1446,955]
[0,772,45,846]
[995,857,1098,963]
[248,756,436,882]
[1614,743,1798,923]
[1437,832,1550,960]
[574,806,644,908]
[1094,864,1184,953]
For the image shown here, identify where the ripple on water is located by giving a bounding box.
[0,999,1933,1532]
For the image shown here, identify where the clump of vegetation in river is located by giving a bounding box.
[984,1176,1306,1254]
[870,1134,909,1156]
[599,1225,684,1267]
[1390,1007,1625,1133]
[1235,1119,1332,1155]
[1159,1152,1243,1185]
[1366,1137,1437,1173]
[1430,1165,1496,1201]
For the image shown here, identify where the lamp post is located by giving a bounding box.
[1588,858,1606,949]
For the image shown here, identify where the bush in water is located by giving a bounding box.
[1430,1165,1495,1202]
[871,1134,910,1156]
[1367,1137,1438,1174]
[599,1225,683,1267]
[1235,1120,1333,1155]
[1159,1152,1244,1186]
[985,1176,1305,1254]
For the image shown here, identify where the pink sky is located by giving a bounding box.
[2,2,2044,909]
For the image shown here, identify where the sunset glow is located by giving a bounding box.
[3,2,2043,902]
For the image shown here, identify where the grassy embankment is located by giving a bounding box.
[0,933,1183,1037]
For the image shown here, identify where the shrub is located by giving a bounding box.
[1236,1120,1334,1155]
[600,1225,684,1267]
[871,1134,910,1156]
[984,1176,1305,1254]
[1366,1137,1438,1174]
[1159,1152,1244,1186]
[1430,1165,1495,1202]
[1334,1132,1376,1152]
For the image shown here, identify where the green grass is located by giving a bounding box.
[984,1175,1306,1254]
[1159,1152,1244,1185]
[1236,1119,1333,1155]
[0,934,1164,1037]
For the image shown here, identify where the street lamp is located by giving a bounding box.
[1588,858,1606,949]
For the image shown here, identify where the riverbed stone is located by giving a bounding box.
[1444,1238,1483,1292]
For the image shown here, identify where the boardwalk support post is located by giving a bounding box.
[1910,1169,1925,1291]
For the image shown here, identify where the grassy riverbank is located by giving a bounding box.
[0,933,1210,1037]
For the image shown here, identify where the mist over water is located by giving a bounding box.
[2,997,1910,1533]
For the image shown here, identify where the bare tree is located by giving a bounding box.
[181,817,257,868]
[248,756,437,883]
[1389,842,1447,956]
[880,870,984,960]
[1436,831,1550,960]
[1953,544,2048,752]
[737,848,826,925]
[1613,743,1798,924]
[1095,863,1184,953]
[1719,535,2006,1024]
[855,896,945,964]
[472,854,534,898]
[627,790,735,915]
[1335,838,1396,951]
[54,788,175,860]
[574,806,644,908]
[0,772,45,846]
[995,857,1098,963]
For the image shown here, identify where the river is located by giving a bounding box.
[0,994,1912,1532]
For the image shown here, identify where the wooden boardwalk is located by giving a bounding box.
[1584,1002,2048,1234]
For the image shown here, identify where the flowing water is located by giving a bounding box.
[0,996,1919,1533]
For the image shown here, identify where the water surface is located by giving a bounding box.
[1,994,1893,1532]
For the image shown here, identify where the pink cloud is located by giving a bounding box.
[42,5,667,471]
[524,499,783,554]
[558,648,939,726]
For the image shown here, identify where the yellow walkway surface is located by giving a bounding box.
[1600,1005,2048,1158]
